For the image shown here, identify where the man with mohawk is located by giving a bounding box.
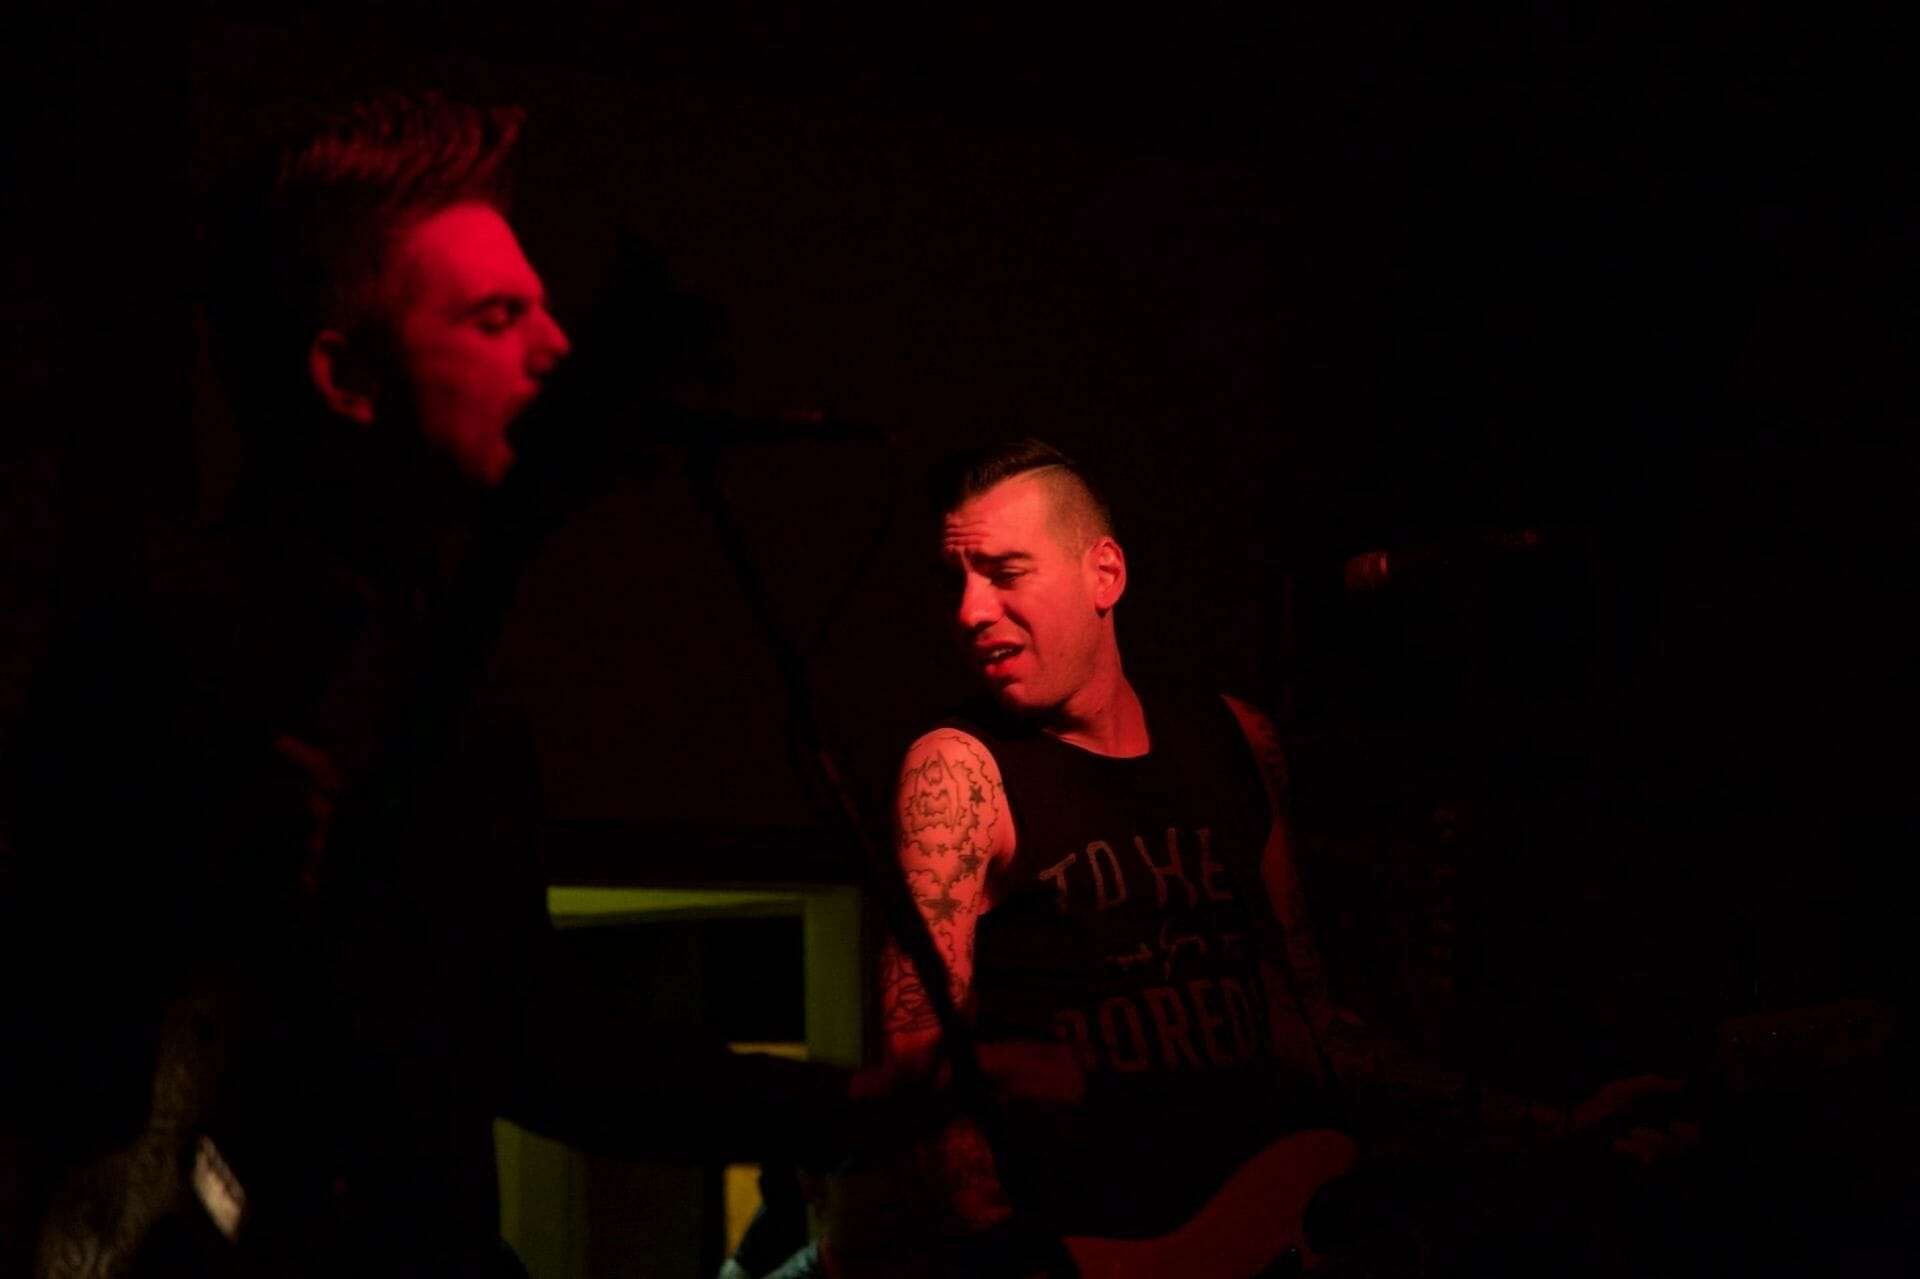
[857,438,1698,1277]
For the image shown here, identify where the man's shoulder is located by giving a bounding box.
[1218,691,1274,735]
[899,722,1004,782]
[1213,692,1289,796]
[894,718,1019,865]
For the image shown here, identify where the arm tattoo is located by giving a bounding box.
[895,735,1002,998]
[1228,696,1559,1146]
[1270,856,1331,1000]
[881,738,1023,1229]
[881,734,1003,1066]
[880,941,939,1037]
[1228,698,1335,1022]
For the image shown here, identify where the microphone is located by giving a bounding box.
[1342,528,1550,593]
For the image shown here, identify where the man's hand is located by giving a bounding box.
[1567,1072,1704,1168]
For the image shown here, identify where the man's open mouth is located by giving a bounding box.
[976,643,1022,675]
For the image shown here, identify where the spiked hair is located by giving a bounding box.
[208,91,525,429]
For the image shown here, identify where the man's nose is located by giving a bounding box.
[956,574,999,631]
[530,309,572,377]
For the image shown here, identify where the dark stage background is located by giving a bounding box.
[3,3,1915,1270]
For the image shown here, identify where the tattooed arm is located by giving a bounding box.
[1223,695,1566,1147]
[1224,696,1696,1165]
[878,729,1016,1227]
[1221,696,1337,1044]
[881,730,1014,1063]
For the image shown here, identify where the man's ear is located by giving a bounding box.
[307,329,378,426]
[1090,536,1127,613]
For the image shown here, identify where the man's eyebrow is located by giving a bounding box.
[967,550,1034,569]
[464,288,544,314]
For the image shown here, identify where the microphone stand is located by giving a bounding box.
[683,440,1081,1278]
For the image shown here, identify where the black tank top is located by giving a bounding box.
[941,687,1328,1238]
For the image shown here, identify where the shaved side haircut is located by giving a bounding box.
[934,437,1116,554]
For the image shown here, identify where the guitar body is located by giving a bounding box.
[1064,1128,1358,1278]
